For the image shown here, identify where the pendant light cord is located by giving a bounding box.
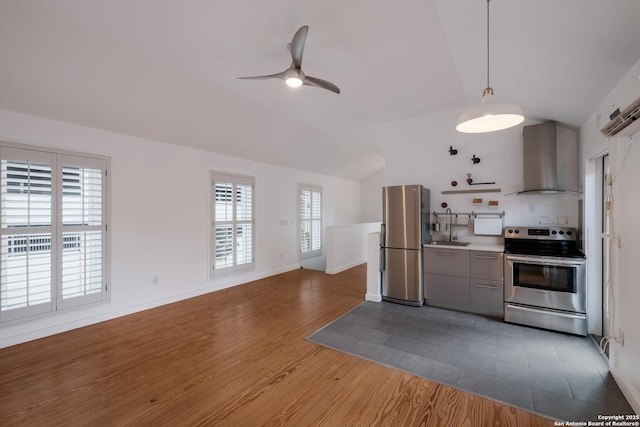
[483,0,493,96]
[486,0,490,90]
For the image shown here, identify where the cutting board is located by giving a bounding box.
[473,218,503,235]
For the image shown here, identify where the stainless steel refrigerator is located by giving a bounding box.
[380,185,431,306]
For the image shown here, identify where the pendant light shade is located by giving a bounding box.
[456,91,524,133]
[457,0,524,133]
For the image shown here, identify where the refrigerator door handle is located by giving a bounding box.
[380,223,386,247]
[379,248,385,272]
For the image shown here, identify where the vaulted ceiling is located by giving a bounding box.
[1,0,639,180]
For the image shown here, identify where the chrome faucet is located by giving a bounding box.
[446,207,453,242]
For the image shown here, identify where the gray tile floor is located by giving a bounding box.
[307,301,635,422]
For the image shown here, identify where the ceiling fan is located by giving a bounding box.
[238,26,340,94]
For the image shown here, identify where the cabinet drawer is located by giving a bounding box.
[423,247,469,276]
[469,279,504,318]
[424,273,469,305]
[469,251,503,281]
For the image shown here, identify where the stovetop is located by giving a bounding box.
[504,226,586,259]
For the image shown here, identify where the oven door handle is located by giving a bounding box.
[505,304,586,320]
[505,255,585,267]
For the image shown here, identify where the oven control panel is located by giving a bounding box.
[504,226,576,241]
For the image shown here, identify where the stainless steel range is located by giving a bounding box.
[503,226,587,335]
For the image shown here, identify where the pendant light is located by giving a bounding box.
[456,0,524,133]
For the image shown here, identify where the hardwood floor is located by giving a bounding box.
[0,265,553,426]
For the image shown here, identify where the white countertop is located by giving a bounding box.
[423,242,504,252]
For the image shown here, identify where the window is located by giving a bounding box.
[210,172,254,276]
[0,144,109,323]
[299,184,322,258]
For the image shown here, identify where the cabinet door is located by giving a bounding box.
[424,273,469,305]
[469,279,504,318]
[423,247,469,276]
[469,251,503,281]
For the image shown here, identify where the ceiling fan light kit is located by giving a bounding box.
[284,68,304,87]
[238,26,340,94]
[457,0,524,133]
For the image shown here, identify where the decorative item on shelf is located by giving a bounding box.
[451,180,458,186]
[473,198,483,206]
[488,200,499,209]
[466,173,495,186]
[448,146,458,156]
[471,154,481,164]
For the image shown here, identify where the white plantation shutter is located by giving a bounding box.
[235,182,253,266]
[59,155,106,309]
[0,145,109,322]
[211,172,255,276]
[214,180,234,270]
[299,184,322,258]
[1,148,55,321]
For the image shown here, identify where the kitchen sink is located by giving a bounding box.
[429,241,470,246]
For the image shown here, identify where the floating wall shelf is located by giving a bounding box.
[441,189,502,195]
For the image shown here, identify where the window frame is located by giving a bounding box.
[0,140,110,324]
[209,171,255,278]
[298,183,322,259]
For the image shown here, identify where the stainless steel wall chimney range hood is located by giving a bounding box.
[509,121,580,195]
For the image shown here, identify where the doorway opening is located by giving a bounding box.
[588,153,611,358]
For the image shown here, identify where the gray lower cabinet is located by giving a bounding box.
[423,247,469,277]
[424,247,504,318]
[424,273,469,305]
[469,251,503,281]
[469,278,504,317]
[469,251,504,317]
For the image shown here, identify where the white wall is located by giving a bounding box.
[371,109,579,239]
[610,135,640,413]
[581,114,640,413]
[0,109,361,348]
[360,169,385,223]
[325,222,380,274]
[579,57,640,413]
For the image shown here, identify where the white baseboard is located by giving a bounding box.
[611,365,640,415]
[325,260,365,275]
[365,293,382,302]
[0,264,301,349]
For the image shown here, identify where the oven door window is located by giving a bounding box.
[513,263,576,293]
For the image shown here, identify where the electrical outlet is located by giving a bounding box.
[152,276,159,285]
[528,203,536,212]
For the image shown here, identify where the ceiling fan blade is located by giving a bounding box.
[237,72,285,81]
[290,26,308,69]
[303,76,340,94]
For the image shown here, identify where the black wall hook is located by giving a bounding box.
[449,146,458,156]
[471,154,481,164]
